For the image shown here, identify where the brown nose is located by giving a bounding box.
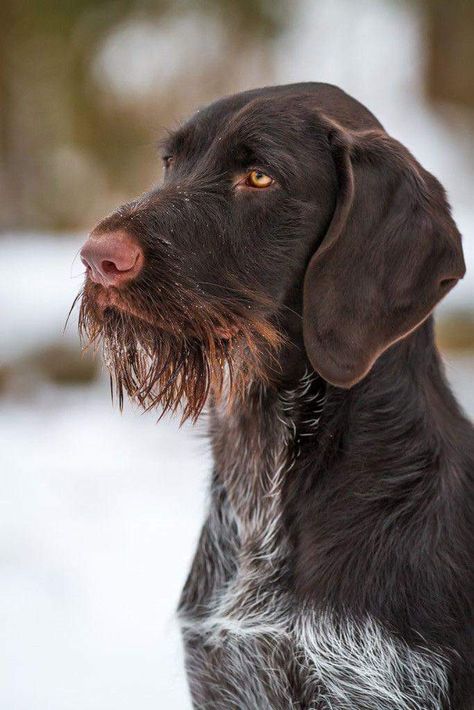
[80,231,144,287]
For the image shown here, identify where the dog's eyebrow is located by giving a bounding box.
[229,139,296,184]
[157,134,181,157]
[230,142,261,166]
[158,125,194,158]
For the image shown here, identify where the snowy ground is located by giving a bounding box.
[0,384,210,710]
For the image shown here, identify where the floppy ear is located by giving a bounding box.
[303,122,466,388]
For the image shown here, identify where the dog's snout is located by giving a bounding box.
[80,231,143,287]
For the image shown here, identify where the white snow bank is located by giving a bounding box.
[0,384,210,710]
[0,233,86,359]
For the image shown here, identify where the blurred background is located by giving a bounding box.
[1,1,473,708]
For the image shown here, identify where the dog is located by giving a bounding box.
[78,83,474,709]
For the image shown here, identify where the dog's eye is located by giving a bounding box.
[246,170,273,189]
[163,156,174,169]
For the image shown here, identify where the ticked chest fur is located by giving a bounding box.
[178,375,450,710]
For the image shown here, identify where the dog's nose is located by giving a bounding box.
[80,231,144,287]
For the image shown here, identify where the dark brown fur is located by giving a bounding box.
[77,83,474,708]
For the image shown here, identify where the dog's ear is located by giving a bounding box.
[303,121,465,388]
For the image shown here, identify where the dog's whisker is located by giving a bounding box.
[64,289,83,332]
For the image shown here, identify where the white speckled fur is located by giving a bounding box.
[179,374,449,709]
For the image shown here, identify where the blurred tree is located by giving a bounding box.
[0,0,288,231]
[423,0,474,111]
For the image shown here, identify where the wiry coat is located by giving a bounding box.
[78,83,474,709]
[179,325,473,709]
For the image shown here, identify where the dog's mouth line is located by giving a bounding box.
[92,288,178,333]
[89,286,242,341]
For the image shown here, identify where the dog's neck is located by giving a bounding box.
[337,317,464,446]
[208,367,326,556]
[208,317,463,508]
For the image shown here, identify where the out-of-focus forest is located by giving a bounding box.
[1,0,288,230]
[1,0,473,231]
[1,3,474,709]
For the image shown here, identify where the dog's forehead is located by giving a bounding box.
[164,84,382,162]
[165,91,316,165]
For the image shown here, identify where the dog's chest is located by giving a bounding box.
[178,378,322,705]
[179,383,298,627]
[178,377,450,710]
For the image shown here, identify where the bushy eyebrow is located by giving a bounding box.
[157,134,179,158]
[230,139,296,184]
[157,125,189,157]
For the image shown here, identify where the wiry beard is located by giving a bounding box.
[77,278,282,423]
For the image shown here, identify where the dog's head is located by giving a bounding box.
[78,83,465,419]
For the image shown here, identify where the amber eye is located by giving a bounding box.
[246,170,273,189]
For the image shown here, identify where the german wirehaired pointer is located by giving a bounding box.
[78,83,474,708]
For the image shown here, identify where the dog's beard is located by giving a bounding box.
[77,280,281,422]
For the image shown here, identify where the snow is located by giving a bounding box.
[0,234,85,359]
[0,385,210,710]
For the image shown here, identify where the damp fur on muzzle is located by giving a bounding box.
[77,276,282,423]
